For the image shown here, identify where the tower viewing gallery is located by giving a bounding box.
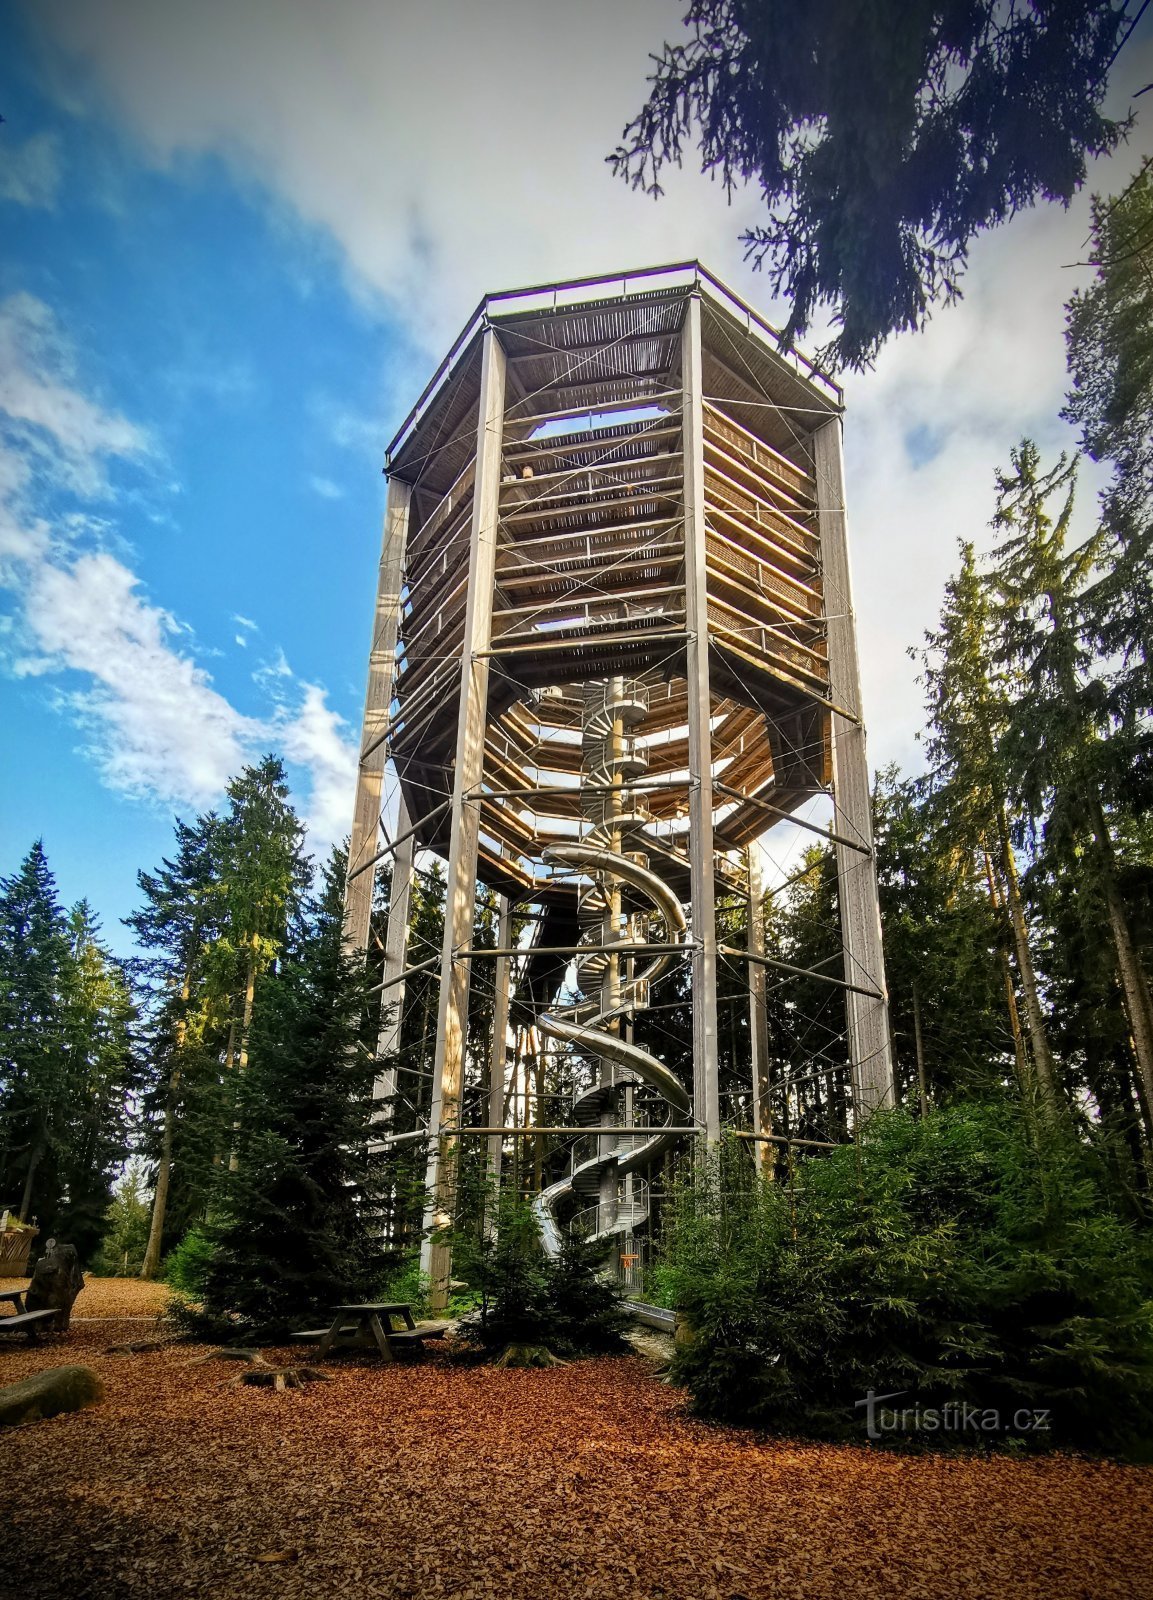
[343,265,894,1305]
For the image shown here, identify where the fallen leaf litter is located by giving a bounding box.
[2,1278,1151,1600]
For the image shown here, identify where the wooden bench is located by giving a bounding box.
[0,1309,59,1342]
[288,1322,448,1350]
[383,1322,451,1348]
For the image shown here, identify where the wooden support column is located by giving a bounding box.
[486,895,514,1191]
[746,844,773,1174]
[421,327,507,1304]
[370,791,415,1138]
[344,477,411,953]
[813,419,895,1117]
[682,294,721,1143]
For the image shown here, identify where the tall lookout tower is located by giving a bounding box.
[345,266,894,1306]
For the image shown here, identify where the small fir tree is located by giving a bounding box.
[192,849,385,1339]
[94,1161,152,1277]
[0,842,72,1225]
[454,1188,630,1364]
[0,846,138,1258]
[56,902,139,1259]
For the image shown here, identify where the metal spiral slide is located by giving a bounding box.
[532,677,690,1256]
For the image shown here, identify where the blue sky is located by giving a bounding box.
[2,0,1151,955]
[1,8,430,947]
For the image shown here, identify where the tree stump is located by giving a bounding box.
[492,1343,566,1369]
[231,1367,330,1391]
[24,1239,84,1332]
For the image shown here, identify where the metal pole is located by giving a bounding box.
[746,846,773,1175]
[486,896,514,1189]
[372,791,415,1128]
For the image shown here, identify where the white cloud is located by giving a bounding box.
[30,0,774,353]
[275,681,357,857]
[0,505,50,575]
[842,199,1118,774]
[8,534,356,838]
[308,474,344,500]
[0,132,62,208]
[233,612,258,631]
[0,293,149,496]
[0,292,358,844]
[254,646,293,687]
[311,394,390,460]
[22,549,259,804]
[18,2,1153,794]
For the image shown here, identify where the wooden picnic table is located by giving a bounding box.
[0,1289,26,1313]
[290,1302,449,1363]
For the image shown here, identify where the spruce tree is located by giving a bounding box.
[382,860,446,1254]
[56,902,138,1258]
[0,847,138,1257]
[611,0,1129,369]
[208,757,308,1169]
[94,1161,153,1277]
[196,849,385,1338]
[1029,834,1152,1211]
[920,542,1065,1127]
[764,845,850,1142]
[872,768,1012,1107]
[0,843,74,1226]
[127,813,226,1275]
[989,440,1153,1143]
[1065,162,1153,746]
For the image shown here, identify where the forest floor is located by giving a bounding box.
[2,1278,1152,1600]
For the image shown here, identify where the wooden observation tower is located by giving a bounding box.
[344,265,894,1305]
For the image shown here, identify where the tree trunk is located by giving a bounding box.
[1085,1046,1151,1213]
[983,847,1035,1106]
[912,982,929,1118]
[140,1070,179,1279]
[1090,798,1153,1144]
[533,1044,544,1194]
[141,969,192,1279]
[227,943,257,1174]
[17,1138,44,1223]
[992,816,1065,1126]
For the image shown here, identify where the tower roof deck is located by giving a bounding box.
[386,263,841,497]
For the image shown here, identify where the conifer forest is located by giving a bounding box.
[4,7,1153,1597]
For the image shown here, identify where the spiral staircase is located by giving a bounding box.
[532,676,691,1257]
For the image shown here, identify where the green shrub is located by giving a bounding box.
[379,1257,428,1313]
[546,1232,632,1355]
[660,1104,1153,1455]
[640,1262,679,1311]
[376,1258,477,1319]
[454,1191,555,1353]
[163,1227,215,1298]
[454,1190,630,1359]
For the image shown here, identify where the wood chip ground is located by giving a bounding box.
[2,1279,1152,1599]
